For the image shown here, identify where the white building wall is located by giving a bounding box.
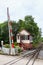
[16,36,32,43]
[16,36,20,43]
[17,39,20,43]
[17,39,31,44]
[22,40,30,44]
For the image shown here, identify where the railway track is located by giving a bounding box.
[3,44,42,65]
[26,49,40,65]
[3,50,36,65]
[26,44,42,65]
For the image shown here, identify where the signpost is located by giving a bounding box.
[7,8,14,54]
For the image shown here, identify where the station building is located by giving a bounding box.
[16,29,33,50]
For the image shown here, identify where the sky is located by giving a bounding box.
[0,0,43,36]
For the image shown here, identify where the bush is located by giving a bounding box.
[14,42,18,46]
[15,46,22,53]
[32,43,39,48]
[18,48,22,53]
[4,44,10,48]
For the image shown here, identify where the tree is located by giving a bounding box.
[17,19,25,31]
[17,15,41,44]
[0,21,9,43]
[25,15,41,43]
[0,15,41,44]
[0,21,19,43]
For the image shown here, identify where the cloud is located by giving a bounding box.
[0,0,43,36]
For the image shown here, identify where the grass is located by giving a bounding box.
[32,43,40,48]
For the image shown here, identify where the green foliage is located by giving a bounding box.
[32,43,39,48]
[0,15,41,45]
[4,44,10,48]
[15,46,22,53]
[0,21,9,44]
[17,15,41,44]
[17,19,25,31]
[14,42,18,46]
[40,37,43,42]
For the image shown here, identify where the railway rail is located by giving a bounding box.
[26,43,43,65]
[3,50,36,65]
[26,47,41,65]
[3,44,42,65]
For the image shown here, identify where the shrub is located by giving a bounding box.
[15,46,22,53]
[32,43,39,48]
[4,44,10,48]
[14,42,18,46]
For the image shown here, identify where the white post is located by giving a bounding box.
[7,8,14,55]
[7,8,12,54]
[1,40,3,51]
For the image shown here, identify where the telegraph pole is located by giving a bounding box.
[7,8,14,54]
